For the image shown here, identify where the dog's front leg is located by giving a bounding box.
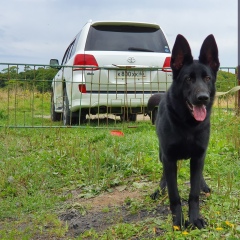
[188,156,207,229]
[163,158,184,228]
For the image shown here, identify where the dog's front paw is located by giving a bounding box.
[172,220,185,231]
[186,218,207,229]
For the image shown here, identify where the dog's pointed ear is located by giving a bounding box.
[171,34,193,74]
[199,34,220,73]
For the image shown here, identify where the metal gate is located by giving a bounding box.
[0,63,239,128]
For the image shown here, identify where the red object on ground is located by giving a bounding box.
[110,130,124,136]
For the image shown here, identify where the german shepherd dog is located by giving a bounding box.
[151,34,220,229]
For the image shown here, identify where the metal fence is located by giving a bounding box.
[0,63,239,128]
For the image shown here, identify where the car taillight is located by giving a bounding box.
[78,84,87,93]
[162,57,172,72]
[73,54,99,71]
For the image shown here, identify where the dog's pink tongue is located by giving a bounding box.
[193,105,207,121]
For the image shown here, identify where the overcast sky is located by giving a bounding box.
[0,0,237,68]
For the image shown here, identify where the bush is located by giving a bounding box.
[216,70,237,92]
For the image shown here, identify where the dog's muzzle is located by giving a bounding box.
[186,100,207,122]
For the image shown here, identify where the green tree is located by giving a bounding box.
[216,70,237,92]
[35,67,58,92]
[0,66,57,92]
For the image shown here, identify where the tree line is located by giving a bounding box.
[0,66,58,92]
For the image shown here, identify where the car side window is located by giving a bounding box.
[70,32,80,58]
[60,32,81,66]
[61,47,70,65]
[61,39,76,65]
[66,41,75,62]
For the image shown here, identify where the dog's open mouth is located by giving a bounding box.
[186,101,207,121]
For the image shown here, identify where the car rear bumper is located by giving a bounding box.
[68,92,162,112]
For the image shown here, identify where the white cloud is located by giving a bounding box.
[0,0,237,66]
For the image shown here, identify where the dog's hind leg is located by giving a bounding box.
[200,174,211,194]
[160,171,167,194]
[151,172,167,200]
[151,151,167,200]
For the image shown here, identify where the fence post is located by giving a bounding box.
[238,65,240,114]
[238,2,240,114]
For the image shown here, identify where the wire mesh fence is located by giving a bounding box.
[0,63,239,128]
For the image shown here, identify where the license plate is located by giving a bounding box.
[116,70,146,79]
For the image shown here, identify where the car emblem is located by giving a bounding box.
[127,57,136,63]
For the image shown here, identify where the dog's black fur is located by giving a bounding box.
[151,34,220,229]
[147,93,163,124]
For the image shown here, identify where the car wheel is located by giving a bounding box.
[63,88,71,125]
[120,112,137,122]
[72,110,87,125]
[50,91,61,121]
[129,113,137,122]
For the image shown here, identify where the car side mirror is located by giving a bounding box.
[50,59,60,69]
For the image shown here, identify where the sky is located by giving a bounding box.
[0,0,238,68]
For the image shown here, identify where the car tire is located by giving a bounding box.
[129,113,137,122]
[50,91,61,121]
[63,88,71,125]
[79,110,87,124]
[120,112,137,122]
[72,110,87,125]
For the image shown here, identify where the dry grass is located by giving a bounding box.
[214,94,239,109]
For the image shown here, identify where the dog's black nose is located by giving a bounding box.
[197,93,209,102]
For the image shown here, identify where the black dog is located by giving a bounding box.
[151,34,220,229]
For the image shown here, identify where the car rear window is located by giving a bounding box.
[85,25,170,53]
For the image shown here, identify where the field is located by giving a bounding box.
[0,90,239,239]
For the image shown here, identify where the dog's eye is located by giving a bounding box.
[185,76,191,83]
[205,76,211,82]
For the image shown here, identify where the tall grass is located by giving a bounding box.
[0,88,51,126]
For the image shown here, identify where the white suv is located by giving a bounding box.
[50,20,172,125]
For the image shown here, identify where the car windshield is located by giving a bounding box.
[85,25,170,53]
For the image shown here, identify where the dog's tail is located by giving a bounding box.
[147,93,163,124]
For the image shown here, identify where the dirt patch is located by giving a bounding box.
[73,187,142,210]
[59,188,169,238]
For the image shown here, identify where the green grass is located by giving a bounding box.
[0,111,239,239]
[0,89,52,127]
[0,89,239,239]
[0,124,159,239]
